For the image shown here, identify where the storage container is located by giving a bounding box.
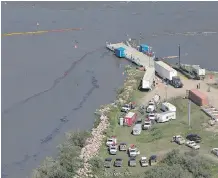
[124,112,137,126]
[188,89,209,106]
[139,44,150,52]
[115,47,126,58]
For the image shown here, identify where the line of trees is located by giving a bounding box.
[88,149,217,178]
[31,131,90,178]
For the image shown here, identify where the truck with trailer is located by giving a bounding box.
[191,65,206,80]
[141,67,155,90]
[154,61,183,88]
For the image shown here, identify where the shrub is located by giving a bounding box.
[89,157,104,175]
[66,130,90,148]
[32,131,90,178]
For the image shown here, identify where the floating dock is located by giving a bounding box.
[106,42,155,68]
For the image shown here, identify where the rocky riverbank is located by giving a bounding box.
[74,65,144,177]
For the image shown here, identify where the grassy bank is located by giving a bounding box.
[93,96,218,177]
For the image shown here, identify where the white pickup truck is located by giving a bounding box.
[142,120,152,130]
[140,157,149,167]
[121,102,136,113]
[146,101,156,113]
[128,146,140,157]
[211,148,218,157]
[186,141,200,150]
[171,135,186,145]
[109,145,118,155]
[106,137,117,147]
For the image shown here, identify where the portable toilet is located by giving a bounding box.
[115,47,126,58]
[120,118,124,126]
[124,112,137,126]
[139,44,150,52]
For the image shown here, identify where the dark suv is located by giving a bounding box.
[186,134,201,143]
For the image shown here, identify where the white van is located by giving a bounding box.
[156,111,176,123]
[161,102,176,112]
[132,124,142,135]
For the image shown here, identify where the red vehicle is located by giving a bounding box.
[124,112,137,126]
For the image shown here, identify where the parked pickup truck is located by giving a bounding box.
[114,158,123,167]
[119,142,127,151]
[129,157,137,167]
[142,120,152,130]
[171,135,186,145]
[121,102,136,112]
[186,141,200,150]
[106,137,117,147]
[104,158,112,168]
[148,113,156,121]
[140,157,149,167]
[211,148,218,157]
[146,101,156,113]
[109,145,117,155]
[132,121,142,135]
[128,145,140,157]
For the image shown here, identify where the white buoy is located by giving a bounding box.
[36,22,39,26]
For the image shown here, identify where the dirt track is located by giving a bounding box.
[140,75,218,108]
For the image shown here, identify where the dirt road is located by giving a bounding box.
[139,75,218,108]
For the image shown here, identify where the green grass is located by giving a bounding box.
[98,97,218,176]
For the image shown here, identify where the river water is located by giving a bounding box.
[2,2,218,178]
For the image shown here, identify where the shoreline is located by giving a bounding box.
[31,65,144,178]
[75,65,144,177]
[31,63,218,178]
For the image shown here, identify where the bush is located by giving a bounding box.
[144,164,192,178]
[66,130,90,148]
[159,149,212,178]
[89,157,104,176]
[117,87,125,95]
[89,157,104,171]
[32,131,90,178]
